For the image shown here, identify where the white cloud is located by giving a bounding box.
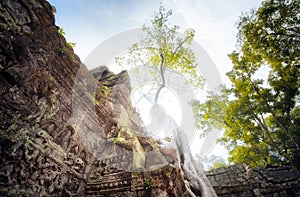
[169,0,262,85]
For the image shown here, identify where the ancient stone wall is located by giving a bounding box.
[206,164,300,196]
[0,0,199,196]
[7,1,298,196]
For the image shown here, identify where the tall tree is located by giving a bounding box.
[117,6,204,104]
[194,0,300,168]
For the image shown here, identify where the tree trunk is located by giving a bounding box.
[0,0,212,196]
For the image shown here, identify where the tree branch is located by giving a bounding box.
[173,36,189,56]
[245,73,299,150]
[154,48,165,103]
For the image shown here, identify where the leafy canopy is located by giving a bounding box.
[117,6,204,103]
[194,0,300,168]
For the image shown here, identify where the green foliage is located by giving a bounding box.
[113,127,126,143]
[58,27,76,49]
[58,48,65,55]
[192,85,229,137]
[195,0,300,168]
[144,178,153,190]
[195,154,227,170]
[116,6,204,103]
[58,27,65,36]
[49,75,55,81]
[102,85,110,96]
[211,161,227,170]
[66,42,76,49]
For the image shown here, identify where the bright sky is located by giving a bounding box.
[48,0,263,161]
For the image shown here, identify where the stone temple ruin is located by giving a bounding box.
[0,0,299,196]
[0,0,213,195]
[206,164,300,196]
